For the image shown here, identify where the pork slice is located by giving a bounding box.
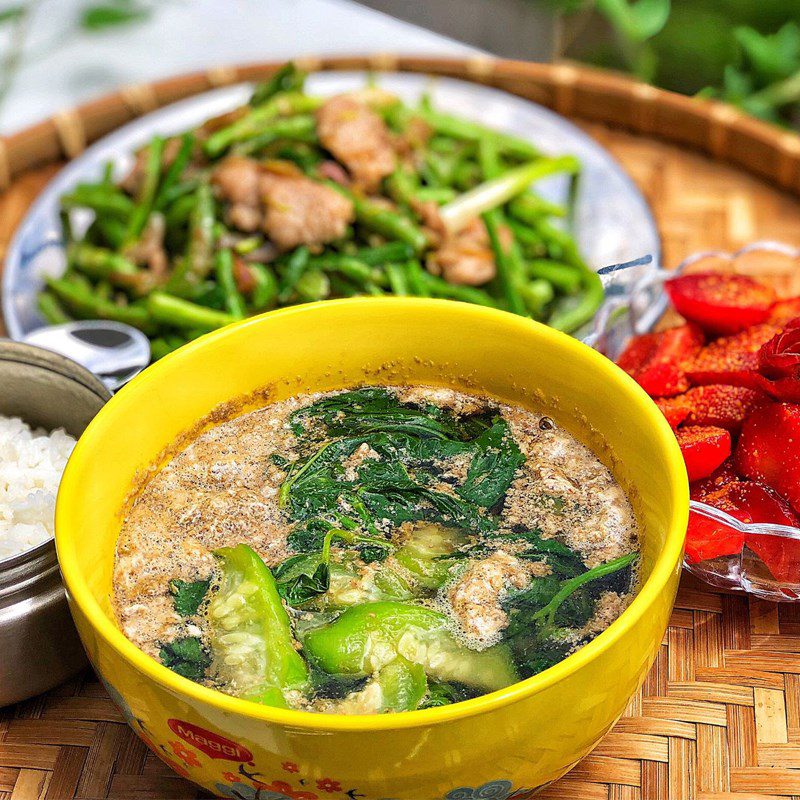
[316,96,395,192]
[259,172,354,250]
[211,155,263,206]
[428,217,499,286]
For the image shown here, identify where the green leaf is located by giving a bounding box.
[596,0,671,42]
[457,419,525,508]
[704,65,789,126]
[418,681,477,709]
[80,2,150,32]
[168,579,210,617]
[0,6,25,25]
[283,389,514,539]
[735,23,800,86]
[159,637,211,681]
[358,543,390,563]
[290,388,492,442]
[721,64,756,103]
[250,63,307,107]
[274,554,330,606]
[509,631,573,676]
[502,552,637,679]
[496,529,587,577]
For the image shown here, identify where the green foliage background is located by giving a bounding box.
[559,0,800,128]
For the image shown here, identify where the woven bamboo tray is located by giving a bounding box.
[1,57,800,800]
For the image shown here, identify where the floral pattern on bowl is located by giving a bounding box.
[101,673,544,800]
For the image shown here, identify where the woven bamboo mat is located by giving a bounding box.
[1,58,800,799]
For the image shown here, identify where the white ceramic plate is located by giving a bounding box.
[2,71,661,339]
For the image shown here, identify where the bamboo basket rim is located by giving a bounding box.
[0,55,799,196]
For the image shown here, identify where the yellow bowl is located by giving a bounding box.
[56,298,687,800]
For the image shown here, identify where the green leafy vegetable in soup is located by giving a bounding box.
[113,386,640,714]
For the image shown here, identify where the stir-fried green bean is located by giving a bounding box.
[150,334,188,361]
[415,270,497,307]
[125,137,164,243]
[232,115,318,157]
[277,245,310,302]
[61,184,133,218]
[47,277,153,331]
[165,182,216,296]
[527,259,582,294]
[416,106,542,160]
[333,186,428,254]
[204,92,322,157]
[249,62,307,107]
[148,291,237,331]
[249,264,279,311]
[37,292,70,325]
[69,242,138,281]
[483,210,526,316]
[385,263,409,295]
[348,241,414,265]
[520,279,555,319]
[154,133,195,211]
[43,62,604,359]
[294,268,331,302]
[214,249,247,318]
[548,268,605,334]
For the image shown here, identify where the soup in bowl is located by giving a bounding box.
[56,298,686,799]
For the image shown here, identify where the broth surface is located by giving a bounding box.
[114,385,639,714]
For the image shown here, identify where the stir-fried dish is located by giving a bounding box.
[114,386,640,715]
[40,63,601,360]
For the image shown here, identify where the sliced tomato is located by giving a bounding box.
[761,376,800,403]
[676,425,732,482]
[735,402,800,514]
[735,483,800,584]
[768,297,800,326]
[655,396,691,429]
[686,324,780,388]
[685,509,746,564]
[679,384,767,432]
[666,272,776,335]
[617,333,658,374]
[690,459,740,501]
[616,324,704,397]
[690,480,800,582]
[753,321,800,402]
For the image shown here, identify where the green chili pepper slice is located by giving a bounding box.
[208,544,309,707]
[302,601,517,692]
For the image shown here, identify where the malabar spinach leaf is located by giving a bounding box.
[503,552,637,679]
[159,637,211,680]
[274,554,330,606]
[290,387,492,442]
[457,420,525,508]
[168,578,210,617]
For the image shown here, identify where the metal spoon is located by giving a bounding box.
[22,320,151,391]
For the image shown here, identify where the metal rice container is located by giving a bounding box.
[0,341,110,706]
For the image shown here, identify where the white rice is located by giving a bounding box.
[0,415,76,560]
